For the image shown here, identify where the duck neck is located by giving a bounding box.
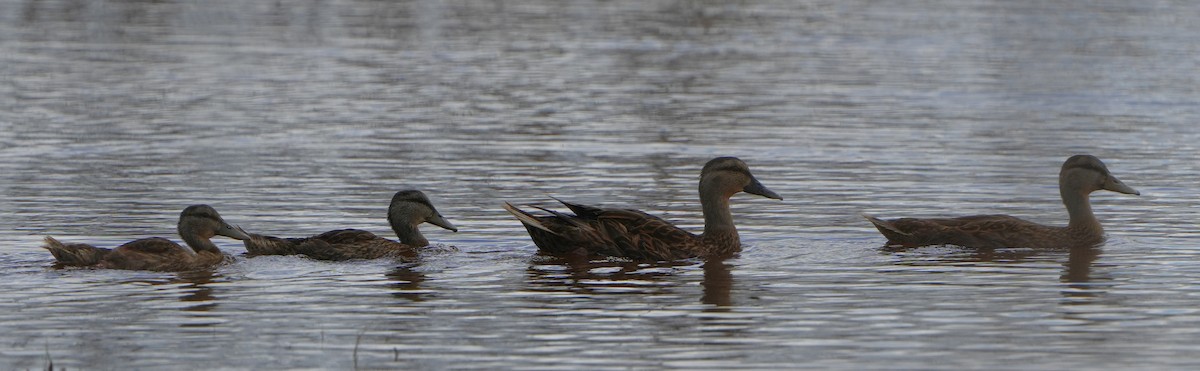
[1062,185,1101,234]
[391,221,429,247]
[178,226,219,255]
[699,184,738,247]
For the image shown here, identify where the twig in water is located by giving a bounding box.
[353,329,366,370]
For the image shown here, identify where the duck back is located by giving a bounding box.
[246,229,417,261]
[97,237,228,271]
[866,214,1086,249]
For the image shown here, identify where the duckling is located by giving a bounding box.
[42,205,250,271]
[243,190,457,261]
[865,155,1139,249]
[504,157,782,261]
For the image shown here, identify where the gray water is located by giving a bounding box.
[2,1,1199,369]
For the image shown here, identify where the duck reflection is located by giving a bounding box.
[700,258,733,308]
[126,269,221,314]
[1060,246,1105,302]
[882,245,1043,264]
[883,244,1109,303]
[385,265,428,302]
[1062,246,1100,283]
[174,270,219,311]
[524,254,692,297]
[522,253,735,309]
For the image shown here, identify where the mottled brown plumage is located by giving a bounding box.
[42,205,250,272]
[504,157,782,261]
[865,155,1140,249]
[243,190,457,261]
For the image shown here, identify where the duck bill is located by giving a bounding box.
[743,176,783,200]
[220,224,253,240]
[1103,175,1140,195]
[427,214,458,232]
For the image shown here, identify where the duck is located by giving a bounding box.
[864,154,1140,249]
[503,157,782,261]
[242,190,457,261]
[42,205,250,271]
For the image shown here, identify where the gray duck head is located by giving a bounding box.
[387,190,458,233]
[1060,155,1139,196]
[700,157,782,200]
[178,204,251,241]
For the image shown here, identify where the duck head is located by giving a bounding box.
[178,204,252,241]
[700,157,782,200]
[387,190,458,244]
[1060,155,1139,196]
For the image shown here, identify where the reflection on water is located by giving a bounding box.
[174,270,220,313]
[384,265,427,302]
[3,0,1200,369]
[700,259,733,308]
[1060,247,1105,304]
[525,256,693,297]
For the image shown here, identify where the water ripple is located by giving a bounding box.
[3,1,1200,370]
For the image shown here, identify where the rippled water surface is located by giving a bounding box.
[2,1,1199,369]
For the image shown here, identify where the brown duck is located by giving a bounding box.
[503,157,782,261]
[42,205,250,271]
[864,155,1140,249]
[243,190,457,261]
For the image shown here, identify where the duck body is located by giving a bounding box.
[866,155,1139,249]
[42,205,248,272]
[504,157,781,261]
[44,236,231,271]
[244,229,418,261]
[864,214,1101,249]
[243,190,457,261]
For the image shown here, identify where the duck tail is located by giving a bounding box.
[864,213,907,236]
[42,236,109,266]
[503,202,559,235]
[862,214,914,242]
[549,196,603,219]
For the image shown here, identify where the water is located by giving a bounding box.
[2,0,1199,369]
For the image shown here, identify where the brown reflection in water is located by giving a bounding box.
[883,244,1108,303]
[126,270,221,315]
[172,270,219,313]
[882,245,1043,264]
[523,254,735,309]
[1059,246,1103,302]
[700,259,732,308]
[385,265,428,302]
[524,254,690,296]
[1061,247,1100,283]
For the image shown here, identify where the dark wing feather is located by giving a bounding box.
[246,229,415,261]
[299,229,417,261]
[507,202,701,261]
[309,229,381,245]
[551,197,605,219]
[591,209,700,260]
[244,234,308,256]
[100,237,196,271]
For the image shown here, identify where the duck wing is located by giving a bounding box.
[309,229,383,245]
[100,237,195,271]
[505,201,700,260]
[590,208,701,260]
[867,214,1057,248]
[298,229,416,261]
